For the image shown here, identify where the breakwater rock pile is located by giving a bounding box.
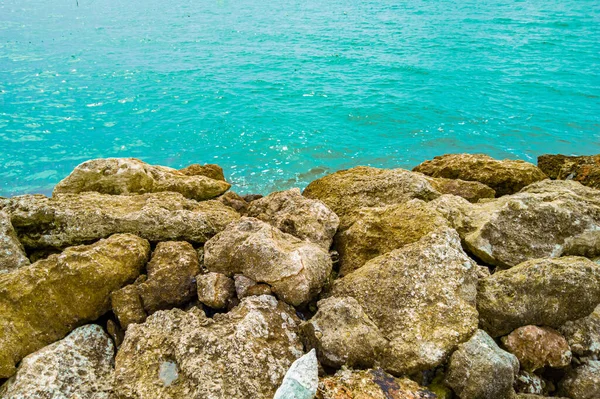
[0,154,599,399]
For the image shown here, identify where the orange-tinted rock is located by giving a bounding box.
[502,326,572,372]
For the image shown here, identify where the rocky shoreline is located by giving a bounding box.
[0,153,599,399]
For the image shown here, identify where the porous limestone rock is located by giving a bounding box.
[1,192,239,249]
[558,360,600,399]
[538,154,600,189]
[425,176,496,202]
[477,256,600,337]
[112,295,304,399]
[300,296,387,368]
[413,153,547,196]
[0,234,150,378]
[204,217,332,306]
[196,272,235,309]
[217,191,249,214]
[463,180,600,268]
[247,188,339,249]
[0,325,114,398]
[559,304,600,357]
[316,368,437,399]
[234,274,272,299]
[445,329,519,399]
[501,326,572,371]
[0,210,29,273]
[138,241,200,314]
[178,163,226,181]
[54,158,230,200]
[334,200,450,276]
[302,166,440,221]
[111,279,148,329]
[273,349,318,399]
[330,228,479,375]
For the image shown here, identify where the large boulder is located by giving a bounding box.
[445,330,519,399]
[300,296,387,368]
[425,176,496,202]
[330,228,479,374]
[302,166,440,222]
[247,188,339,249]
[559,304,600,357]
[538,154,600,189]
[316,368,437,399]
[477,256,600,337]
[462,180,600,268]
[0,325,114,398]
[501,326,572,371]
[0,210,29,273]
[558,360,600,399]
[137,241,200,314]
[334,200,450,276]
[112,295,304,399]
[413,153,547,196]
[204,217,332,306]
[53,158,230,200]
[1,192,239,250]
[0,234,150,378]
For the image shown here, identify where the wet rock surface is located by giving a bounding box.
[247,188,339,249]
[330,228,479,374]
[413,153,547,196]
[0,210,29,273]
[0,234,149,378]
[204,217,332,306]
[1,191,240,249]
[0,324,115,398]
[477,256,600,337]
[445,329,519,399]
[316,368,437,399]
[54,158,230,200]
[112,296,304,399]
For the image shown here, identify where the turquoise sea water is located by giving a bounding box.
[1,0,599,196]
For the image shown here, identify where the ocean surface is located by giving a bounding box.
[1,0,599,196]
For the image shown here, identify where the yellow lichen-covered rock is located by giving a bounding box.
[425,176,496,202]
[316,368,437,399]
[178,163,226,181]
[0,234,150,378]
[335,199,450,275]
[204,217,332,306]
[538,154,600,190]
[559,304,600,357]
[112,296,304,399]
[558,360,600,399]
[247,188,339,250]
[53,158,230,200]
[413,153,547,196]
[302,166,440,222]
[330,228,479,375]
[477,256,600,337]
[0,210,30,273]
[1,192,239,250]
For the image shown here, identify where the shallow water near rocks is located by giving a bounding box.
[1,0,599,196]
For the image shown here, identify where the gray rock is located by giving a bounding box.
[204,217,332,306]
[330,228,479,374]
[247,188,339,250]
[0,325,114,398]
[559,304,600,357]
[112,296,304,399]
[301,296,387,368]
[273,349,318,399]
[477,256,600,337]
[54,158,230,200]
[558,360,600,399]
[445,330,519,399]
[1,192,240,250]
[0,210,29,274]
[515,370,548,395]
